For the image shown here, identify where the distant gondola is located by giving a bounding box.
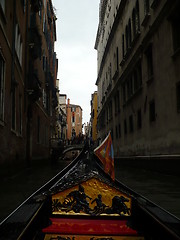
[0,135,180,240]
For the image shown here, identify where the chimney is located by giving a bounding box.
[67,98,70,105]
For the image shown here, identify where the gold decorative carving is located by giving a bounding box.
[52,178,131,216]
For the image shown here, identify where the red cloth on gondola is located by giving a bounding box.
[43,218,138,235]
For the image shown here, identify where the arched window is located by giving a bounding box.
[135,0,140,33]
[128,19,132,47]
[125,25,129,52]
[132,9,136,39]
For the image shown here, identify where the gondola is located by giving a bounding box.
[0,136,180,240]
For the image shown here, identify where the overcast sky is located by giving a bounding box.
[52,0,99,124]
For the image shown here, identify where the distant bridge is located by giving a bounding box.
[62,144,84,155]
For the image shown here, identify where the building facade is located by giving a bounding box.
[95,0,180,157]
[66,98,83,142]
[0,0,27,168]
[27,0,58,162]
[0,0,57,170]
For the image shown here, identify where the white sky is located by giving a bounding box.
[52,0,99,124]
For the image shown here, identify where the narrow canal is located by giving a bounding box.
[0,157,180,223]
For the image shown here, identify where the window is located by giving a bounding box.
[71,107,75,112]
[46,90,50,113]
[43,12,46,32]
[129,115,134,133]
[114,91,120,115]
[122,83,126,104]
[39,8,42,20]
[128,19,132,47]
[118,124,121,138]
[37,116,40,143]
[144,0,150,15]
[125,20,132,53]
[117,91,120,112]
[114,95,117,115]
[72,111,75,123]
[19,95,22,135]
[171,10,180,53]
[11,87,16,130]
[127,77,133,99]
[125,26,129,52]
[132,1,140,39]
[137,109,142,129]
[122,61,142,104]
[176,82,180,113]
[21,0,26,13]
[105,71,108,88]
[136,62,142,88]
[135,1,140,34]
[43,54,46,71]
[133,69,138,92]
[116,47,119,71]
[145,44,153,80]
[133,62,142,92]
[149,99,156,122]
[132,9,136,39]
[15,23,23,65]
[0,53,5,122]
[91,109,94,119]
[124,119,127,135]
[139,62,142,80]
[42,88,50,113]
[44,125,48,146]
[108,64,112,88]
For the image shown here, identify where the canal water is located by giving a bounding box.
[0,157,180,223]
